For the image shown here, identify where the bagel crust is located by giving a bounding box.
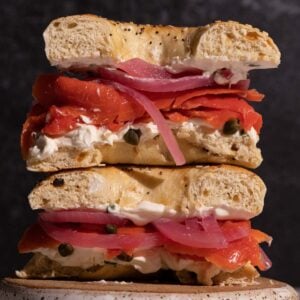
[28,165,266,223]
[17,253,259,286]
[44,15,280,73]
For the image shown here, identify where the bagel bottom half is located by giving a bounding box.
[17,253,259,286]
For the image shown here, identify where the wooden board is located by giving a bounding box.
[0,277,298,299]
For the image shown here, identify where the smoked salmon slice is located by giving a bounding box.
[18,223,58,253]
[21,74,264,154]
[19,223,271,271]
[33,74,145,122]
[172,88,264,108]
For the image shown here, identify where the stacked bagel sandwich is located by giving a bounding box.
[17,15,280,285]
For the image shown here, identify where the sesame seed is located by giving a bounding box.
[109,33,112,36]
[182,38,185,42]
[155,31,159,34]
[159,42,162,45]
[167,33,170,36]
[149,41,152,44]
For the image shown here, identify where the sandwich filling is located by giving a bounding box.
[18,211,271,284]
[29,121,259,160]
[22,58,264,166]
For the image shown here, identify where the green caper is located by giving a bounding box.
[104,224,118,234]
[123,129,142,145]
[116,251,133,262]
[223,119,240,135]
[58,243,74,257]
[240,129,246,135]
[106,204,116,213]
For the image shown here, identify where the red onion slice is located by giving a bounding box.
[117,58,173,79]
[39,210,127,226]
[185,218,202,231]
[98,67,213,92]
[101,80,185,165]
[153,218,228,249]
[222,221,251,242]
[259,247,272,271]
[39,219,165,250]
[202,215,222,233]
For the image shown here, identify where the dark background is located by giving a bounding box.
[1,0,299,286]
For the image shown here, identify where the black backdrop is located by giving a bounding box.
[0,0,299,286]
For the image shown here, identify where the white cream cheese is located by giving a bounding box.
[37,247,106,269]
[56,57,276,85]
[35,247,161,272]
[30,122,159,159]
[166,58,252,84]
[105,201,176,226]
[29,120,259,160]
[104,201,254,226]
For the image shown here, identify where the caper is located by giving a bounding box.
[58,243,74,257]
[223,119,240,135]
[123,129,142,145]
[240,129,246,135]
[104,224,118,234]
[117,251,133,262]
[106,204,116,213]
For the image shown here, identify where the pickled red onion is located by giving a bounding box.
[258,247,272,270]
[39,219,165,250]
[117,58,172,79]
[39,210,127,226]
[98,67,213,92]
[202,215,222,233]
[153,218,228,249]
[101,80,186,165]
[221,221,251,242]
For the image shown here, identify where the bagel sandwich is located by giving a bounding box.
[21,15,281,171]
[17,165,272,285]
